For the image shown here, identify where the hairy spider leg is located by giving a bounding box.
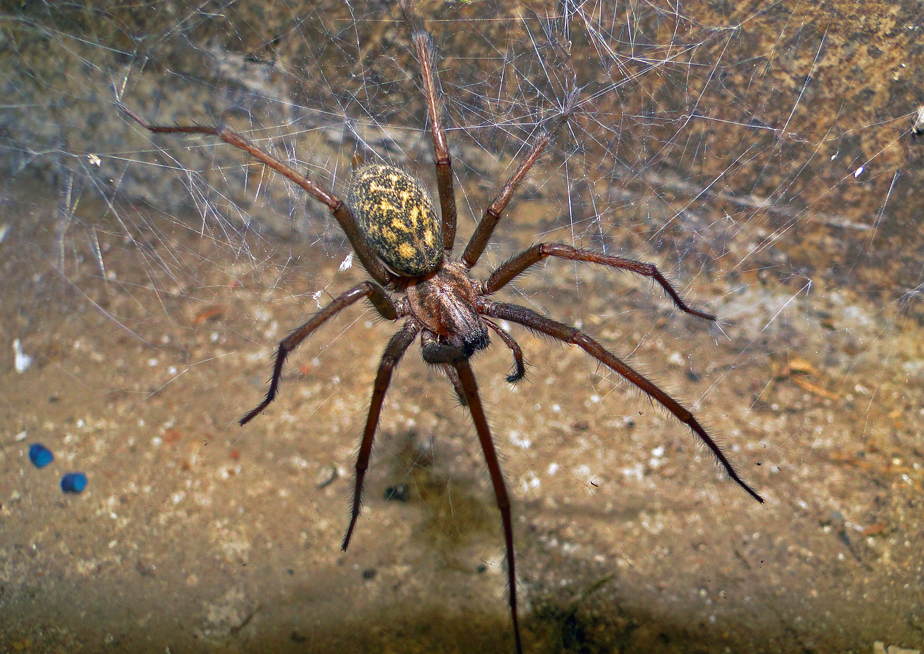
[342,321,421,550]
[409,28,458,252]
[482,300,765,504]
[420,335,522,654]
[462,90,579,268]
[116,102,392,286]
[485,243,717,321]
[239,282,398,426]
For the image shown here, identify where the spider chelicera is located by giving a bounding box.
[119,7,763,652]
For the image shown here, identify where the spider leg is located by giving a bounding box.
[481,300,765,504]
[461,90,578,268]
[240,282,398,426]
[116,102,391,285]
[484,318,527,383]
[401,4,458,252]
[419,338,523,654]
[342,321,421,551]
[485,243,716,321]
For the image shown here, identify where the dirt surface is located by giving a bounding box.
[2,1,924,653]
[3,179,923,653]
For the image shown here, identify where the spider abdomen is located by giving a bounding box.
[346,164,443,277]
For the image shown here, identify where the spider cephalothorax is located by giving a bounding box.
[119,4,763,652]
[405,260,490,358]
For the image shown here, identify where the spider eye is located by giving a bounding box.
[346,164,443,277]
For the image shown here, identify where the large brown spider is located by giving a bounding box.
[119,8,763,652]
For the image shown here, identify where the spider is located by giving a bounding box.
[118,7,763,652]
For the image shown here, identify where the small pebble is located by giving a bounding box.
[873,642,921,654]
[28,443,54,468]
[13,339,33,373]
[383,484,411,502]
[61,472,88,493]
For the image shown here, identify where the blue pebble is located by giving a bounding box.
[61,472,88,494]
[28,443,54,468]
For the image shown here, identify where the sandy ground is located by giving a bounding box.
[2,171,922,653]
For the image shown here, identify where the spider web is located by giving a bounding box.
[1,1,922,652]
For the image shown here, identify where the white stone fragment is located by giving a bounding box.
[13,339,32,373]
